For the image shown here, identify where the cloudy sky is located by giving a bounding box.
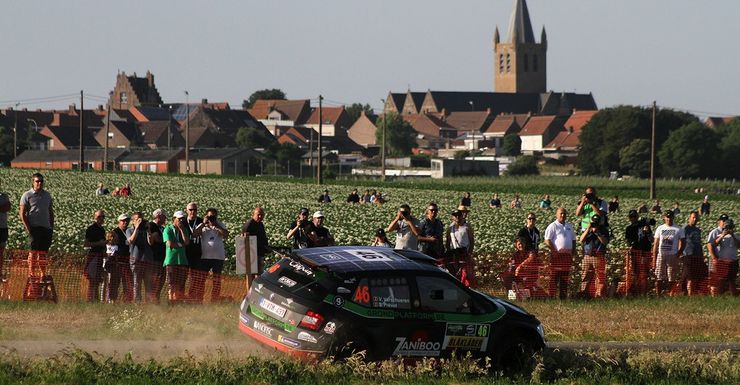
[2,0,738,117]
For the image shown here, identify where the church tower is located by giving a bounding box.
[494,0,547,93]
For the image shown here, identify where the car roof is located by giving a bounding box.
[293,246,442,275]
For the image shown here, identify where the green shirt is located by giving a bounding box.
[163,224,188,266]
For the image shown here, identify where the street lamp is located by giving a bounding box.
[13,103,19,158]
[184,91,190,174]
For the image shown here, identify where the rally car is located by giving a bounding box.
[238,246,545,370]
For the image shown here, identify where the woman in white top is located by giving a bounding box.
[446,209,476,287]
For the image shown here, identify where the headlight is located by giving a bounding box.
[536,323,545,341]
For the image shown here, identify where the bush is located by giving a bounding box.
[506,156,539,176]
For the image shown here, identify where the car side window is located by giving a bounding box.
[416,276,471,313]
[351,277,411,309]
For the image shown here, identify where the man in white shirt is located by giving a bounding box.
[707,214,739,296]
[387,204,421,250]
[652,210,684,296]
[194,208,229,302]
[544,208,576,299]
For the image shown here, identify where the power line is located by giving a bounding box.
[0,93,79,104]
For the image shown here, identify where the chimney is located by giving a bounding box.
[242,100,249,110]
[146,71,154,87]
[52,112,61,126]
[68,104,77,115]
[201,98,208,105]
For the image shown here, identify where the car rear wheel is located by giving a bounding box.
[494,335,540,377]
[330,334,372,361]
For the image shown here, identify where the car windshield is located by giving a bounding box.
[261,257,337,302]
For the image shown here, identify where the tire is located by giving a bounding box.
[494,334,540,377]
[329,334,372,361]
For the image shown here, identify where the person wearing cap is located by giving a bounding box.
[241,207,269,276]
[446,208,475,287]
[147,209,167,303]
[109,213,134,303]
[678,211,706,296]
[126,211,154,303]
[287,208,312,249]
[578,214,609,298]
[387,204,421,250]
[707,214,739,296]
[83,210,107,302]
[163,210,190,302]
[306,211,334,247]
[544,207,576,299]
[418,202,444,260]
[652,210,684,296]
[19,172,54,280]
[625,209,653,295]
[371,228,391,247]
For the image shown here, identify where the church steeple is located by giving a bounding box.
[506,0,536,44]
[493,27,500,45]
[494,0,547,93]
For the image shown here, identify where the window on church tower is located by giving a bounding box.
[524,54,529,72]
[533,55,538,72]
[506,53,511,73]
[499,54,504,73]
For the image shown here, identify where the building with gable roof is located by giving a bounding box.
[248,99,312,137]
[108,71,163,110]
[519,115,568,154]
[303,106,352,137]
[494,0,547,93]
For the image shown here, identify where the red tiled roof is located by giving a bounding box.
[545,130,580,149]
[520,115,559,136]
[306,106,346,125]
[402,114,453,138]
[444,111,493,132]
[485,114,524,135]
[563,110,598,132]
[249,99,311,124]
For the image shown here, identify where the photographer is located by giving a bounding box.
[126,211,154,303]
[286,208,312,249]
[678,211,706,296]
[625,210,654,295]
[306,211,334,247]
[194,208,229,302]
[707,214,739,296]
[387,204,421,250]
[579,214,609,298]
[575,186,608,233]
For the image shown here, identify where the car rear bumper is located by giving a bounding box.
[238,317,325,361]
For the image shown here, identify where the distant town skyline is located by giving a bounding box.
[2,0,739,118]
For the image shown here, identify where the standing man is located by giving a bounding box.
[387,204,421,250]
[184,202,203,300]
[110,213,134,302]
[625,210,653,295]
[83,210,107,302]
[575,186,608,234]
[127,211,154,303]
[148,209,167,303]
[418,203,444,260]
[678,211,706,296]
[286,208,312,249]
[195,208,229,302]
[0,186,10,279]
[707,214,739,296]
[544,208,576,299]
[19,173,54,280]
[652,210,683,296]
[578,214,609,298]
[700,196,711,217]
[163,210,190,302]
[517,212,540,253]
[242,207,269,277]
[305,211,335,248]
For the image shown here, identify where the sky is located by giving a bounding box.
[2,0,739,118]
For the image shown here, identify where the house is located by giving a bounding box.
[94,120,141,149]
[11,149,127,170]
[401,91,427,115]
[519,115,567,154]
[118,149,183,173]
[277,126,318,149]
[128,106,173,122]
[543,110,598,159]
[705,116,735,129]
[178,148,264,176]
[383,92,406,115]
[139,120,185,149]
[0,108,54,151]
[402,114,456,149]
[303,106,352,137]
[183,105,274,148]
[347,111,378,147]
[108,71,163,110]
[40,125,100,150]
[248,99,312,137]
[482,113,530,154]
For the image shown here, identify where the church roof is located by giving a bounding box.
[507,0,536,44]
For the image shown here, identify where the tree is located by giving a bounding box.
[658,122,720,178]
[578,106,698,176]
[619,139,651,178]
[506,155,539,176]
[501,133,521,156]
[235,126,272,149]
[265,142,304,163]
[345,103,374,125]
[374,113,417,157]
[245,89,286,108]
[716,118,740,177]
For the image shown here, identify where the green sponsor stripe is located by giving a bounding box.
[323,295,506,323]
[249,306,298,332]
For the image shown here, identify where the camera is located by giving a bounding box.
[205,215,215,223]
[724,219,735,232]
[637,217,656,227]
[584,192,596,203]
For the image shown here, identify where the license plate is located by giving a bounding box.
[259,298,287,318]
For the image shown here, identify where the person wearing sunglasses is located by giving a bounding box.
[19,173,54,280]
[418,202,445,260]
[517,212,540,253]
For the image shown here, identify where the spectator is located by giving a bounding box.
[509,194,522,209]
[707,214,738,296]
[446,208,475,287]
[286,208,312,249]
[346,188,360,204]
[637,203,648,214]
[460,192,471,208]
[373,191,386,205]
[625,210,653,296]
[537,194,550,210]
[488,193,502,209]
[120,183,132,197]
[148,209,167,303]
[83,210,107,302]
[109,213,134,303]
[163,211,190,302]
[678,211,706,296]
[0,186,9,279]
[361,190,372,204]
[111,187,121,197]
[306,211,335,247]
[650,199,662,214]
[95,183,109,196]
[517,212,540,252]
[501,237,528,290]
[671,201,681,216]
[371,228,392,247]
[608,196,620,213]
[575,186,608,234]
[195,208,229,302]
[579,214,609,298]
[369,190,378,204]
[418,202,444,260]
[700,196,711,216]
[19,173,54,280]
[515,250,547,298]
[184,202,203,301]
[242,207,270,277]
[652,210,683,296]
[104,230,118,300]
[318,190,332,204]
[387,204,421,250]
[126,211,154,303]
[544,208,576,299]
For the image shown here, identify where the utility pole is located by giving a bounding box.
[103,103,110,171]
[79,90,85,172]
[317,95,323,185]
[650,101,657,200]
[185,91,190,174]
[167,105,172,150]
[13,103,18,159]
[381,101,386,182]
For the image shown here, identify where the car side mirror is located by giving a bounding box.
[336,287,351,295]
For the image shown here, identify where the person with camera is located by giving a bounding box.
[286,208,312,249]
[83,210,107,302]
[163,211,190,302]
[387,204,421,250]
[678,211,706,296]
[193,208,229,302]
[371,228,392,247]
[147,209,167,303]
[625,210,654,295]
[126,211,154,303]
[446,208,475,287]
[544,208,576,299]
[579,214,609,298]
[707,214,739,296]
[652,210,683,296]
[306,211,334,247]
[418,203,445,260]
[575,186,608,234]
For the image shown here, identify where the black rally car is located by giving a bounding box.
[239,246,545,368]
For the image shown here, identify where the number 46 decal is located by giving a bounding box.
[354,285,370,304]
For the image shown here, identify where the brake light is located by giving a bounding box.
[299,311,325,331]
